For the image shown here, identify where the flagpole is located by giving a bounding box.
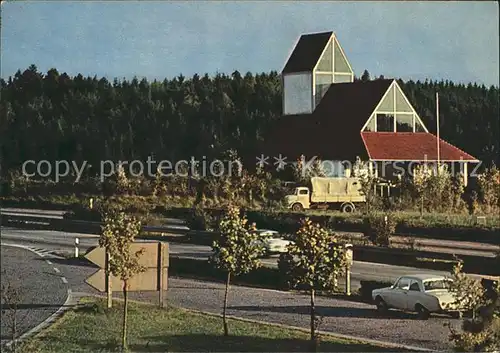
[436,92,440,175]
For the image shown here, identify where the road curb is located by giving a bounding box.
[1,243,75,350]
[73,291,433,352]
[177,307,434,352]
[4,289,75,349]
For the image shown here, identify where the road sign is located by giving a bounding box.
[85,242,169,269]
[84,241,169,307]
[85,268,169,292]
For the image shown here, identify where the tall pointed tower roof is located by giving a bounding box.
[281,31,355,115]
[282,31,353,75]
[282,31,333,73]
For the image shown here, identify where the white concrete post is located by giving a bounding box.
[75,237,79,258]
[345,244,353,296]
[462,162,468,187]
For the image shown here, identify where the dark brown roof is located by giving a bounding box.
[361,132,479,162]
[282,31,333,74]
[262,79,394,162]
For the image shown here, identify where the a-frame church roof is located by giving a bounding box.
[282,31,333,73]
[261,30,479,164]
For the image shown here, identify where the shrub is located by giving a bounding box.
[477,165,500,214]
[467,190,480,215]
[412,164,432,215]
[353,157,381,213]
[3,170,29,195]
[447,261,500,352]
[127,175,151,196]
[191,205,218,231]
[363,213,396,247]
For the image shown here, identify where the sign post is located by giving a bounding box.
[85,241,169,308]
[106,251,112,308]
[345,243,353,296]
[158,242,166,308]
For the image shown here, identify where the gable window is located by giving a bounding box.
[396,114,413,132]
[376,114,394,132]
[315,73,333,107]
[364,117,376,132]
[317,40,333,71]
[362,82,429,133]
[415,120,426,132]
[334,74,352,83]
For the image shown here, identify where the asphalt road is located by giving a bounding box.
[0,245,68,345]
[0,227,457,291]
[2,207,498,257]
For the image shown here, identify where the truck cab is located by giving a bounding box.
[285,186,310,211]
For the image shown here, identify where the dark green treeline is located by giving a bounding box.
[1,65,498,177]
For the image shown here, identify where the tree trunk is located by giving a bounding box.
[310,288,317,352]
[213,184,219,203]
[12,306,17,353]
[223,271,231,336]
[420,195,424,218]
[122,279,129,352]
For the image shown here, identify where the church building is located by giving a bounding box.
[262,31,479,185]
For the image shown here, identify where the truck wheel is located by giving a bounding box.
[291,203,303,212]
[341,203,355,213]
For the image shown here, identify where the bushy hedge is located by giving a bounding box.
[169,257,292,291]
[362,213,397,247]
[165,207,500,245]
[18,196,499,244]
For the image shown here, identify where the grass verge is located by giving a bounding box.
[18,297,404,353]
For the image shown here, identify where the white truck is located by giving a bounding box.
[284,177,366,213]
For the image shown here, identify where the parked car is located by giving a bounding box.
[256,229,293,255]
[371,274,459,319]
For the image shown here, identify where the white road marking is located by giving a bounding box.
[53,267,60,274]
[61,277,68,284]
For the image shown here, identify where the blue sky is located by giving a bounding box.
[1,1,499,86]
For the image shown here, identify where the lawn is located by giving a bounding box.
[18,298,405,353]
